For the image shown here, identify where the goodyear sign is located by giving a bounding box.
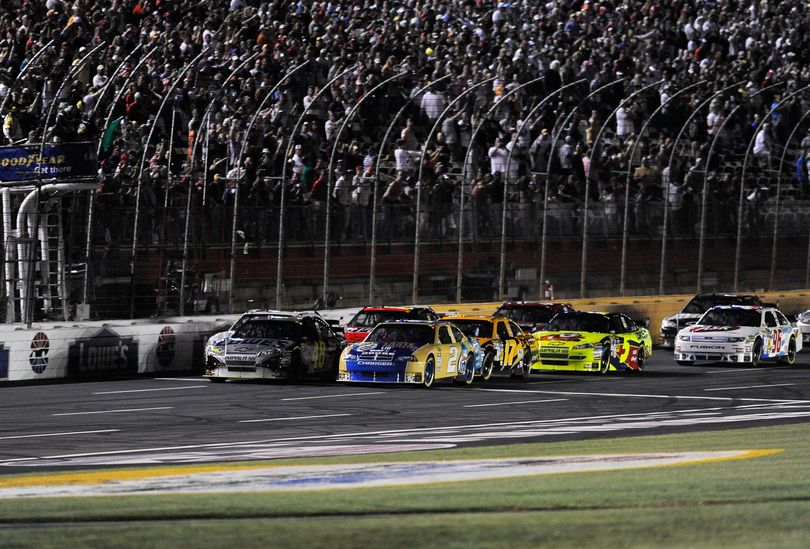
[0,142,97,181]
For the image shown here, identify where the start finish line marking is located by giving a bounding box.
[0,449,779,497]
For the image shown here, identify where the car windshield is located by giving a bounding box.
[495,306,554,324]
[232,319,301,340]
[682,295,761,314]
[698,309,761,327]
[546,313,610,333]
[449,319,493,338]
[365,324,435,345]
[348,309,408,328]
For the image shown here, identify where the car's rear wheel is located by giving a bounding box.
[423,356,435,388]
[780,337,797,365]
[749,339,762,367]
[480,351,495,381]
[464,355,475,384]
[599,347,611,374]
[635,346,646,372]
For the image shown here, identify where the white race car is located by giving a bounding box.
[675,305,801,366]
[795,310,810,344]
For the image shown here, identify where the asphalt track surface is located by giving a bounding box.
[1,351,809,475]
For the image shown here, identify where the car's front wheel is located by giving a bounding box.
[423,356,435,388]
[599,347,611,374]
[635,346,646,372]
[749,339,762,367]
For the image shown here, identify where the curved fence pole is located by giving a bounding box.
[274,64,356,309]
[736,82,805,291]
[85,46,157,309]
[620,80,705,295]
[0,38,56,117]
[323,71,408,308]
[416,77,496,305]
[580,79,664,298]
[661,80,745,295]
[89,44,144,117]
[29,42,106,325]
[773,105,810,289]
[505,78,608,299]
[372,74,452,304]
[130,48,208,317]
[495,78,587,299]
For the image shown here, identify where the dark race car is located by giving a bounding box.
[204,310,346,382]
[493,301,575,333]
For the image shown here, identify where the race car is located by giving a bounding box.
[204,310,346,382]
[442,314,532,379]
[674,305,801,366]
[493,301,575,333]
[343,306,441,343]
[530,311,652,373]
[795,310,810,344]
[338,320,479,387]
[659,293,766,348]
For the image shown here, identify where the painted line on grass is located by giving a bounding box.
[281,392,385,401]
[464,399,568,408]
[0,429,120,440]
[93,386,209,395]
[239,414,351,423]
[52,407,173,416]
[705,383,797,392]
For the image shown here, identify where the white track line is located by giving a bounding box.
[239,413,351,423]
[93,386,208,395]
[464,399,568,408]
[704,383,796,392]
[474,387,807,403]
[52,407,174,416]
[0,429,120,440]
[281,392,385,401]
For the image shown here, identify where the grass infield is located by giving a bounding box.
[1,423,809,548]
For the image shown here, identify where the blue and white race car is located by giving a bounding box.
[675,305,801,366]
[338,320,482,387]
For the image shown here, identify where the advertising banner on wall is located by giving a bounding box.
[0,142,97,181]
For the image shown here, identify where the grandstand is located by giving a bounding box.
[1,0,809,321]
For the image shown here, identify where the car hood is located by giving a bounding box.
[534,332,603,346]
[677,325,755,338]
[208,331,296,354]
[662,313,703,326]
[348,341,425,358]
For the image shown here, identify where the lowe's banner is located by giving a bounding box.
[0,142,97,181]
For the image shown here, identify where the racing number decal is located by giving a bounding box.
[446,347,459,374]
[311,341,326,369]
[771,329,782,355]
[502,340,521,366]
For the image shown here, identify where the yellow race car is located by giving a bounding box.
[442,314,532,379]
[530,311,652,373]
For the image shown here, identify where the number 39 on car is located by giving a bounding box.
[338,320,478,387]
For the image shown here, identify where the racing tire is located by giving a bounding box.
[779,337,797,365]
[749,339,762,367]
[599,348,611,374]
[480,351,495,381]
[288,352,302,382]
[423,356,435,388]
[464,355,475,384]
[521,349,533,378]
[208,377,226,383]
[321,355,339,382]
[635,346,646,373]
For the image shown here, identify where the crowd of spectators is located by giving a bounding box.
[3,0,810,248]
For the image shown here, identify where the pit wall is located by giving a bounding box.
[0,317,234,382]
[4,291,809,383]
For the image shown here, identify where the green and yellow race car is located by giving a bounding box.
[529,311,652,373]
